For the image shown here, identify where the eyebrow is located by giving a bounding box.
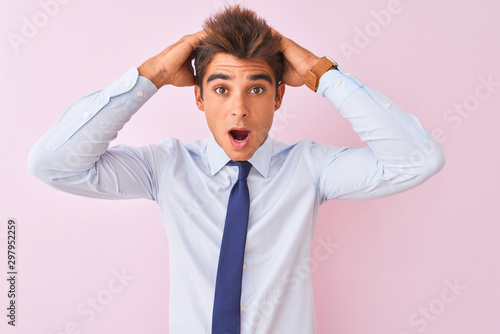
[249,74,273,85]
[206,73,273,85]
[207,73,231,83]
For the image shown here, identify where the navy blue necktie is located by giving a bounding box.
[212,161,252,334]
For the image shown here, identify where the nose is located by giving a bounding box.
[231,92,248,118]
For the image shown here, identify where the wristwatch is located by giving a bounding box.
[305,56,338,92]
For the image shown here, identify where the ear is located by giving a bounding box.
[274,83,286,111]
[194,84,204,111]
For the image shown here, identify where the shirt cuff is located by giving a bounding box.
[316,66,363,110]
[112,68,158,113]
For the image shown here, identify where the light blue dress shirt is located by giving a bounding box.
[28,64,445,333]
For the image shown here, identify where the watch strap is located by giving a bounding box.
[305,56,338,92]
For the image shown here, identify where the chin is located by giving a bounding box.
[226,150,255,162]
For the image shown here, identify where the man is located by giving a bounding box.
[28,5,445,334]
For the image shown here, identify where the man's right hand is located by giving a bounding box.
[138,30,206,89]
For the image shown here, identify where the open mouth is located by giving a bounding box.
[229,129,250,143]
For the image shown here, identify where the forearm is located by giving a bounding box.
[28,68,158,197]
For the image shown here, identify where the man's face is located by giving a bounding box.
[195,53,285,161]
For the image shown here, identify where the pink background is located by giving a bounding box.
[1,0,499,333]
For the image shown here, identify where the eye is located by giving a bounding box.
[214,87,227,95]
[250,87,265,95]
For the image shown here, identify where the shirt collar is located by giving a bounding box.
[206,134,272,178]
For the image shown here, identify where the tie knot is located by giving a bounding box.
[230,160,252,181]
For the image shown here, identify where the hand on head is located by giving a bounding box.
[139,27,322,90]
[138,30,207,89]
[272,29,321,87]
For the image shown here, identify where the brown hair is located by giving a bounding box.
[194,5,284,96]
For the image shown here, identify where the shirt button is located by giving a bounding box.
[137,91,144,98]
[124,82,131,88]
[334,80,341,86]
[385,102,392,108]
[240,305,245,311]
[83,112,90,118]
[243,263,246,269]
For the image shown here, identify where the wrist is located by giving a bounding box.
[138,58,169,89]
[305,56,338,92]
[306,56,322,72]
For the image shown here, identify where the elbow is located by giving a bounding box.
[27,142,58,185]
[425,139,446,176]
[27,144,46,181]
[432,144,446,174]
[27,142,40,175]
[383,140,445,196]
[414,138,446,182]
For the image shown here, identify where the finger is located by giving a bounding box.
[185,30,208,49]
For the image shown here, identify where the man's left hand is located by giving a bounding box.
[275,31,321,87]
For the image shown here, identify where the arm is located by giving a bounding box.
[277,33,445,201]
[27,31,206,199]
